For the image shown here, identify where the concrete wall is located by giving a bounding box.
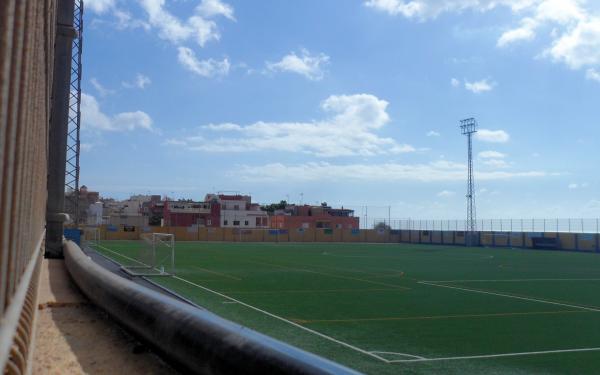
[87,225,600,253]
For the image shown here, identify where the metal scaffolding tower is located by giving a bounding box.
[460,118,478,245]
[65,0,83,224]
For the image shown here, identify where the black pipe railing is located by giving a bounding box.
[63,241,362,375]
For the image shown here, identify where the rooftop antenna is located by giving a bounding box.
[460,118,478,246]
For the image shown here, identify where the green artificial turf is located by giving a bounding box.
[93,241,600,374]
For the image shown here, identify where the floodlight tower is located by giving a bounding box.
[460,118,478,245]
[65,0,83,224]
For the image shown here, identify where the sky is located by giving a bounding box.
[81,0,600,219]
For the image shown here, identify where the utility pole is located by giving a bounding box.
[460,118,478,246]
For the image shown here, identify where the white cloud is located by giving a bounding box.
[90,78,114,97]
[464,78,495,93]
[568,182,589,189]
[113,9,150,30]
[545,17,600,69]
[478,150,506,159]
[482,159,510,168]
[81,93,153,132]
[450,78,460,87]
[586,68,600,82]
[497,17,537,47]
[437,190,456,197]
[139,0,234,47]
[266,49,330,81]
[365,0,600,79]
[363,0,536,20]
[80,143,94,152]
[196,0,235,20]
[476,129,510,143]
[167,94,416,157]
[86,0,116,14]
[177,47,230,77]
[427,130,441,137]
[235,160,551,182]
[122,73,152,89]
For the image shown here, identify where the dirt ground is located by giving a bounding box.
[33,259,178,375]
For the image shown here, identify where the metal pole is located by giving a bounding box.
[388,206,391,229]
[46,0,78,258]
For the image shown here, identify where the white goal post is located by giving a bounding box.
[122,233,175,276]
[82,226,100,246]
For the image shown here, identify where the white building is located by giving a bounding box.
[206,194,269,228]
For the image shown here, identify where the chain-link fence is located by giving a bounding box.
[367,218,600,233]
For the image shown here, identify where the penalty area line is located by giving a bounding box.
[171,275,392,363]
[388,347,600,363]
[370,351,426,360]
[419,281,600,313]
[422,278,600,283]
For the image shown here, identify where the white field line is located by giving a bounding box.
[95,244,151,267]
[370,351,426,360]
[387,347,600,363]
[422,278,600,283]
[419,281,600,313]
[94,244,392,363]
[172,275,392,363]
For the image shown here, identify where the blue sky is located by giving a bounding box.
[81,0,600,219]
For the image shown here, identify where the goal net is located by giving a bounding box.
[82,227,100,247]
[122,233,175,276]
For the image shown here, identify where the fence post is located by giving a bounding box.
[520,218,523,233]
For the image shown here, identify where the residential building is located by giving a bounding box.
[162,200,220,227]
[270,204,359,229]
[207,194,269,228]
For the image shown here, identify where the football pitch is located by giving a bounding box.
[93,241,600,374]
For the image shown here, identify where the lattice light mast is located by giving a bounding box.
[460,118,478,245]
[65,0,83,224]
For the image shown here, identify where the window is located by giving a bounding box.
[244,220,249,226]
[234,204,240,210]
[224,220,228,226]
[207,219,212,226]
[233,220,240,226]
[256,217,261,226]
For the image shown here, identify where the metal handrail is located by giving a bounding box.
[63,241,361,375]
